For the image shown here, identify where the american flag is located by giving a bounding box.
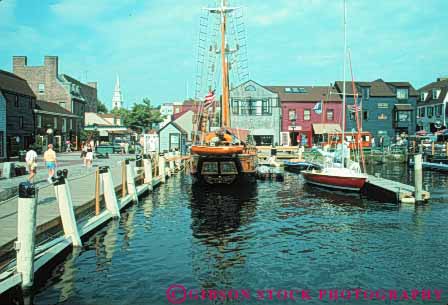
[204,90,215,108]
[350,103,361,112]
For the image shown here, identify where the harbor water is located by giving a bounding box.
[6,164,448,305]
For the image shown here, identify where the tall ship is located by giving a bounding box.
[190,0,257,185]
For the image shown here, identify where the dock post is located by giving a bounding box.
[53,170,82,247]
[143,154,153,191]
[16,182,37,289]
[446,142,448,158]
[175,150,181,171]
[414,154,423,203]
[159,154,166,183]
[100,166,120,218]
[169,151,175,173]
[431,141,435,156]
[126,160,138,203]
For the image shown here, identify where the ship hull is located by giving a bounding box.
[302,170,367,191]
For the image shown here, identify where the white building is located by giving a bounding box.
[112,75,123,109]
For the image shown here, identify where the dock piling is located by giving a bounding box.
[95,168,100,216]
[126,160,138,203]
[143,155,153,191]
[53,170,82,247]
[16,182,37,288]
[100,166,120,218]
[414,154,423,203]
[159,154,166,183]
[121,160,127,197]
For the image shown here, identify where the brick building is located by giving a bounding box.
[12,56,98,124]
[34,100,82,152]
[0,70,36,158]
[266,85,342,147]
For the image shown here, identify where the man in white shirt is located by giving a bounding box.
[25,148,38,182]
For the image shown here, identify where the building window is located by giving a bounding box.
[62,118,67,132]
[37,115,42,128]
[262,99,271,115]
[232,100,239,115]
[362,87,370,99]
[54,117,58,129]
[420,92,426,101]
[397,111,410,122]
[304,109,311,121]
[326,109,334,121]
[245,85,256,91]
[285,87,292,93]
[349,112,355,120]
[396,88,409,100]
[428,106,434,118]
[14,95,19,107]
[419,107,425,117]
[435,104,443,116]
[255,100,262,115]
[38,83,45,94]
[377,103,388,109]
[70,119,73,130]
[432,89,439,99]
[363,111,368,120]
[288,109,296,121]
[19,117,24,128]
[59,101,66,109]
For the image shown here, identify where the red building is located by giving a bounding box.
[266,86,342,147]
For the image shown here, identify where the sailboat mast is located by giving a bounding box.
[341,0,347,163]
[221,0,230,128]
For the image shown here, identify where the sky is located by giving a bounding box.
[0,0,447,109]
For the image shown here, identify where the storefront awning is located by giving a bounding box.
[312,123,342,135]
[395,104,413,111]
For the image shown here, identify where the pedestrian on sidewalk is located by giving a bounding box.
[25,148,38,183]
[81,142,88,166]
[66,140,72,152]
[44,144,57,183]
[86,144,94,168]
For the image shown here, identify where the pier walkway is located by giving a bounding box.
[0,153,139,263]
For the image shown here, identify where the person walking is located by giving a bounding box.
[81,142,88,166]
[43,144,57,183]
[86,144,94,168]
[25,148,38,183]
[66,140,72,152]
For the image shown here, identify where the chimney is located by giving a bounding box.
[437,77,448,82]
[13,56,27,74]
[87,81,97,89]
[44,56,59,77]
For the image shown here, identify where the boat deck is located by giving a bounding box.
[364,175,430,203]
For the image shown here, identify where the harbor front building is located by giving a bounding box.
[417,77,448,132]
[335,79,417,141]
[230,80,281,146]
[266,85,342,147]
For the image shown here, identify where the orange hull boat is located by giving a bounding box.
[191,145,244,155]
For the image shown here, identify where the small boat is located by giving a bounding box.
[302,166,367,191]
[284,159,322,173]
[191,145,244,155]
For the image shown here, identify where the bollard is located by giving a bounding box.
[158,154,166,183]
[16,182,37,288]
[431,141,435,156]
[53,170,82,247]
[126,161,138,202]
[121,160,127,197]
[99,166,120,218]
[143,155,153,191]
[95,168,100,216]
[414,154,423,203]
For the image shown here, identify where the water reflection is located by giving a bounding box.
[189,184,257,289]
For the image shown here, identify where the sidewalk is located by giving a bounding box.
[0,153,137,263]
[0,152,135,202]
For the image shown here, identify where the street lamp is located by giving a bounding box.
[46,127,54,145]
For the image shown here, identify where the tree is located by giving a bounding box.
[96,99,108,113]
[125,98,164,132]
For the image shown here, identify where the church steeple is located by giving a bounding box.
[112,74,123,109]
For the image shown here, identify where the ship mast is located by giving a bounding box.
[341,0,347,164]
[207,0,237,129]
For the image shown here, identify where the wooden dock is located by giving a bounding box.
[364,175,430,203]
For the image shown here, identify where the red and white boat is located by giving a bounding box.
[302,166,367,191]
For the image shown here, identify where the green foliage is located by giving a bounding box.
[80,129,99,143]
[124,98,164,132]
[96,99,108,113]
